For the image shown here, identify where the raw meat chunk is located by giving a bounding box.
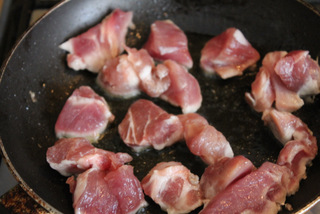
[55,86,114,142]
[96,54,140,98]
[177,113,208,128]
[246,50,320,112]
[118,99,183,152]
[262,108,318,195]
[141,162,203,214]
[126,47,171,97]
[200,27,260,79]
[200,162,291,214]
[46,137,132,176]
[143,20,193,68]
[245,51,287,112]
[272,70,304,112]
[274,50,320,96]
[67,165,147,214]
[244,65,275,112]
[178,113,234,165]
[277,137,318,193]
[96,47,171,98]
[200,156,255,202]
[262,108,307,145]
[177,113,208,142]
[97,47,200,113]
[277,137,317,195]
[160,60,202,113]
[262,108,318,194]
[184,125,234,165]
[60,9,134,72]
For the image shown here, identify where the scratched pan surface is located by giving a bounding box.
[1,0,320,213]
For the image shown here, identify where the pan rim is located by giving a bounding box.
[0,1,69,213]
[0,0,71,81]
[0,139,62,213]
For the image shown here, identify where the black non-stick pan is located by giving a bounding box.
[1,0,320,213]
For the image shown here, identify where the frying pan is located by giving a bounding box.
[1,0,320,213]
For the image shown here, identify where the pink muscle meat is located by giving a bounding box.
[262,108,318,194]
[67,166,147,214]
[245,51,287,112]
[118,99,183,152]
[55,86,115,142]
[141,162,203,214]
[96,47,171,98]
[200,162,291,214]
[185,125,233,165]
[60,9,134,73]
[160,60,202,113]
[143,20,193,69]
[46,137,132,176]
[262,108,307,145]
[97,46,201,113]
[177,113,208,140]
[178,113,234,165]
[126,47,171,97]
[200,27,260,79]
[200,155,255,202]
[244,65,275,112]
[274,50,320,95]
[277,137,318,195]
[96,54,140,98]
[246,50,320,112]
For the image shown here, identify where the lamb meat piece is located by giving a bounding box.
[46,137,132,176]
[262,108,318,194]
[277,137,318,195]
[178,113,234,165]
[97,46,171,98]
[141,161,203,214]
[246,50,320,113]
[271,68,304,112]
[244,65,275,112]
[96,54,140,98]
[177,113,209,130]
[245,51,296,112]
[66,165,147,214]
[97,47,199,113]
[160,60,202,114]
[143,20,193,69]
[55,86,114,142]
[126,47,171,97]
[200,155,255,202]
[200,27,260,79]
[200,162,291,214]
[262,108,309,145]
[274,50,320,96]
[60,9,134,72]
[118,99,183,152]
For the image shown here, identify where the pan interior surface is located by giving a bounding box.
[0,0,320,213]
